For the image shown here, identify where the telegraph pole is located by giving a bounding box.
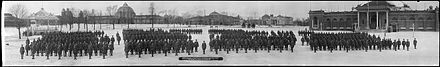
[149,2,155,28]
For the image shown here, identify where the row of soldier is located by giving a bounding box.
[209,29,297,54]
[122,29,207,58]
[123,29,192,41]
[19,31,121,60]
[169,29,203,34]
[306,32,418,53]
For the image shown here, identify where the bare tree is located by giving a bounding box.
[106,5,118,29]
[9,3,29,39]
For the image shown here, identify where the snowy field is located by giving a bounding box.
[2,24,439,66]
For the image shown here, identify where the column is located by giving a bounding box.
[377,11,379,29]
[386,11,389,31]
[357,12,360,30]
[367,11,369,29]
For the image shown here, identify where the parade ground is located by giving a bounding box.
[2,24,439,66]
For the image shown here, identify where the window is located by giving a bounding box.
[327,18,331,22]
[427,17,433,20]
[347,18,351,21]
[340,18,344,21]
[409,17,415,20]
[392,17,398,20]
[401,17,407,20]
[418,17,424,20]
[333,18,337,22]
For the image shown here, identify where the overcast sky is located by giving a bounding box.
[2,1,439,19]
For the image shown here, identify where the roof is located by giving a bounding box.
[24,8,59,20]
[209,11,222,16]
[355,1,411,11]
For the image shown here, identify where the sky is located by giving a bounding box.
[2,1,439,19]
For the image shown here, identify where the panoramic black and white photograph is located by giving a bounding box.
[1,1,439,66]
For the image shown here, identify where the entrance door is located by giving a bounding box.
[369,14,377,29]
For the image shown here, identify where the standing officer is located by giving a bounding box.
[413,38,417,49]
[194,40,199,52]
[117,32,121,45]
[25,41,30,56]
[20,44,25,59]
[202,41,207,54]
[301,37,305,46]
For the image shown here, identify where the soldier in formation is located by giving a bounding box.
[22,31,113,60]
[207,29,297,54]
[169,29,203,34]
[306,32,413,53]
[123,29,199,58]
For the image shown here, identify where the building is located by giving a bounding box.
[23,8,60,25]
[188,11,242,25]
[86,3,164,24]
[4,13,28,27]
[309,1,439,31]
[261,14,294,25]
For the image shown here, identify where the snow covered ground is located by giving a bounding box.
[2,24,438,66]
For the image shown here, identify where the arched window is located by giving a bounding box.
[327,18,331,22]
[333,18,337,22]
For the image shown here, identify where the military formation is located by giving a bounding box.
[122,29,202,58]
[305,32,418,53]
[18,28,420,59]
[19,31,121,60]
[169,29,203,34]
[208,29,297,54]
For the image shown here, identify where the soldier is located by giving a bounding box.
[20,44,25,59]
[397,39,401,50]
[73,44,78,60]
[402,39,406,50]
[137,42,142,58]
[31,43,36,59]
[125,42,129,58]
[58,44,63,60]
[202,41,207,54]
[109,42,114,56]
[301,37,305,46]
[25,42,30,56]
[111,35,115,46]
[46,43,50,60]
[413,38,417,49]
[393,40,397,51]
[102,42,108,59]
[194,40,199,52]
[405,39,410,51]
[116,32,121,45]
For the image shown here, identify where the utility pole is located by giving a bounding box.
[149,2,155,28]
